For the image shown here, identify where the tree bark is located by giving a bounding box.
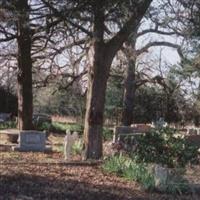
[16,0,33,130]
[83,45,112,159]
[122,46,137,126]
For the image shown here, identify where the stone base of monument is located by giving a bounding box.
[12,145,52,152]
[12,130,52,152]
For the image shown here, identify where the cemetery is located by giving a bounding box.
[0,0,200,199]
[1,117,200,199]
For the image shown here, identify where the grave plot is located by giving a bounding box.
[0,130,82,163]
[13,130,51,152]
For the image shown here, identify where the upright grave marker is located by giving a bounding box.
[13,130,51,152]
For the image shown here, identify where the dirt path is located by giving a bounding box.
[0,153,198,200]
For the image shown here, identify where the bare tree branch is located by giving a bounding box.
[136,41,184,58]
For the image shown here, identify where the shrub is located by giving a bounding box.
[102,154,128,175]
[132,127,199,168]
[33,113,51,126]
[123,161,155,190]
[72,140,83,156]
[103,154,190,193]
[51,122,84,134]
[103,127,113,141]
[103,154,155,190]
[0,121,16,130]
[35,122,52,132]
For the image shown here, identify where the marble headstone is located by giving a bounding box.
[13,131,47,152]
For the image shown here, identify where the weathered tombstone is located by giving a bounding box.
[113,126,145,143]
[153,164,169,192]
[151,164,187,192]
[12,130,51,152]
[113,126,147,152]
[64,131,78,160]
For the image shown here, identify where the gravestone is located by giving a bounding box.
[12,130,50,152]
[152,164,169,192]
[151,164,187,192]
[131,123,152,132]
[113,126,147,152]
[113,126,146,143]
[64,131,78,160]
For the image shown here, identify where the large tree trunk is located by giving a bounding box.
[83,46,111,159]
[122,41,137,126]
[16,0,33,130]
[83,2,112,159]
[122,58,136,126]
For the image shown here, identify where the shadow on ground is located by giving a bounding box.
[0,173,148,200]
[0,172,198,200]
[0,158,199,200]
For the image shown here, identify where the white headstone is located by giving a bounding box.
[64,131,78,160]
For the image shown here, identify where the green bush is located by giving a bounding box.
[0,121,16,130]
[103,154,155,190]
[72,140,83,156]
[132,127,199,168]
[103,154,190,193]
[35,122,52,132]
[123,161,155,190]
[50,122,113,140]
[103,127,113,141]
[51,122,67,133]
[102,154,128,175]
[51,122,83,134]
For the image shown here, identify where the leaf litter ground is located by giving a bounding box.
[0,151,199,200]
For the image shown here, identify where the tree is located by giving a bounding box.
[121,39,183,125]
[84,1,152,159]
[120,0,190,126]
[0,0,33,129]
[16,0,33,129]
[105,68,187,124]
[0,0,62,129]
[42,0,153,159]
[121,37,137,126]
[177,0,200,37]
